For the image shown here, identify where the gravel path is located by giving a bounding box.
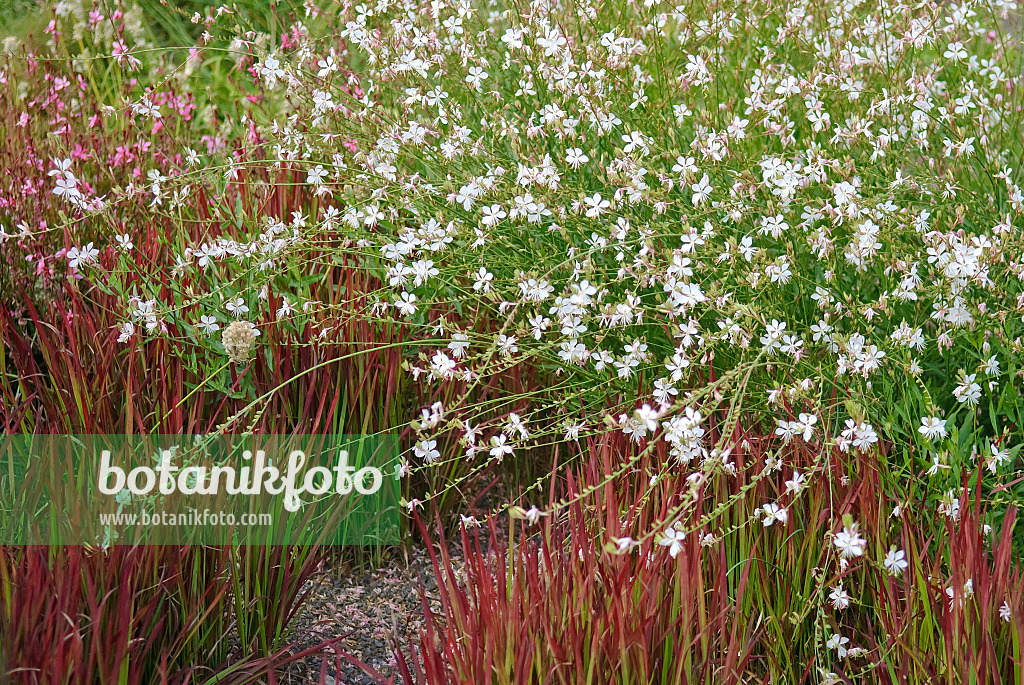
[275,544,462,685]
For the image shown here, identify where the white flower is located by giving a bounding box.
[199,314,220,335]
[690,174,712,205]
[565,147,589,169]
[584,193,610,218]
[1000,601,1012,622]
[500,27,525,49]
[448,332,470,359]
[819,671,841,685]
[414,439,440,463]
[394,291,418,317]
[48,157,72,177]
[317,52,338,77]
[761,503,788,527]
[489,433,513,461]
[918,416,947,441]
[497,334,518,356]
[430,350,456,379]
[840,420,879,453]
[953,373,981,406]
[829,584,851,610]
[943,41,968,61]
[612,536,636,553]
[659,524,686,558]
[986,443,1011,473]
[834,522,867,559]
[67,243,99,269]
[775,419,797,442]
[225,297,248,317]
[115,234,133,251]
[505,413,530,440]
[410,259,438,286]
[884,548,908,575]
[760,319,786,352]
[775,75,800,97]
[826,633,850,659]
[785,470,806,494]
[796,413,817,441]
[621,131,650,156]
[853,422,878,451]
[946,579,975,608]
[259,55,285,87]
[481,204,507,226]
[53,174,81,201]
[116,321,134,344]
[472,268,494,292]
[306,164,328,185]
[465,65,488,89]
[418,402,444,430]
[634,404,660,433]
[524,506,543,524]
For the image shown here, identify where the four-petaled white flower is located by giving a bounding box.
[918,416,947,441]
[199,314,220,335]
[394,291,418,317]
[497,334,518,356]
[466,65,488,89]
[414,439,440,463]
[226,297,249,317]
[829,584,851,610]
[834,522,867,559]
[584,193,610,218]
[53,174,81,201]
[481,204,507,226]
[659,524,686,558]
[307,165,328,185]
[690,174,712,205]
[66,243,99,269]
[621,131,650,156]
[565,147,589,169]
[317,53,338,77]
[260,55,285,87]
[944,41,968,61]
[761,503,788,527]
[473,267,494,292]
[489,433,513,461]
[826,633,850,659]
[883,548,908,575]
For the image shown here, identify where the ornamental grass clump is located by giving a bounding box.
[407,433,1024,683]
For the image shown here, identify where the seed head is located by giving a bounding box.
[221,320,259,364]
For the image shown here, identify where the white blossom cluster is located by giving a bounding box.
[70,0,1023,527]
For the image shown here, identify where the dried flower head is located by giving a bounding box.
[221,320,259,364]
